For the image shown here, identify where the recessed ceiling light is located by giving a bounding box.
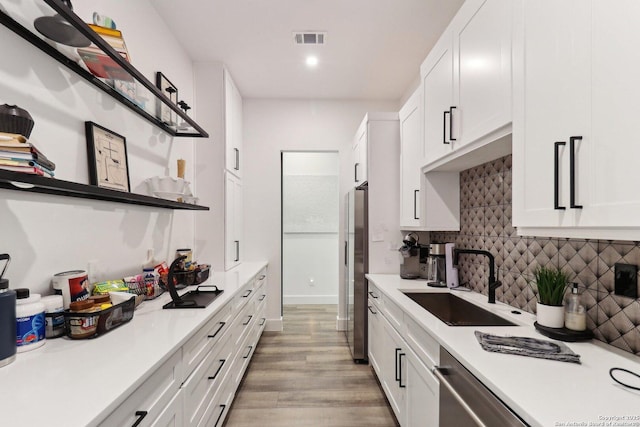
[306,56,318,67]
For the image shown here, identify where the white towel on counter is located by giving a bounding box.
[474,331,581,364]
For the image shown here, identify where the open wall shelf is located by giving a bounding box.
[0,169,209,211]
[0,0,209,138]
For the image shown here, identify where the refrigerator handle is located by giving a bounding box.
[344,241,348,266]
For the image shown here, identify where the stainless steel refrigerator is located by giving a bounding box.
[345,184,368,363]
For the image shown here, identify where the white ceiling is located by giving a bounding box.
[152,0,464,100]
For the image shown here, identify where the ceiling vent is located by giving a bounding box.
[293,31,326,45]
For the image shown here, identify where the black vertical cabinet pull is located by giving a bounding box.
[569,136,583,209]
[449,106,457,141]
[395,348,402,381]
[443,110,450,144]
[234,148,240,171]
[354,163,360,182]
[344,241,348,266]
[413,189,419,220]
[554,141,566,210]
[131,411,148,427]
[235,240,240,262]
[398,353,406,388]
[213,404,226,427]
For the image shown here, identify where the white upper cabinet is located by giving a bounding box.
[513,0,640,239]
[353,120,368,186]
[225,172,243,270]
[224,70,243,178]
[422,0,512,168]
[399,89,423,229]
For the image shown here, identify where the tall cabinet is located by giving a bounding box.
[512,0,640,240]
[194,64,244,271]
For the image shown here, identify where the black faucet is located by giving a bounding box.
[453,249,502,304]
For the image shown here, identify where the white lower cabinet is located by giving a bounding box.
[100,267,267,427]
[369,292,439,427]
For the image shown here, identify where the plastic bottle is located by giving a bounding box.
[42,295,65,339]
[0,278,17,367]
[15,288,46,352]
[564,283,587,331]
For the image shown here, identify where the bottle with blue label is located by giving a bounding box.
[15,288,46,352]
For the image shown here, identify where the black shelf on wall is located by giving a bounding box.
[0,0,209,138]
[0,169,209,211]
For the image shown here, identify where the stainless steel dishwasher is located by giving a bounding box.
[433,348,528,427]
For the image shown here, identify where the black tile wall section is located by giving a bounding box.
[429,155,640,355]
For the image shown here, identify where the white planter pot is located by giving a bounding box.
[536,302,565,328]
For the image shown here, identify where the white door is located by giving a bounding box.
[405,347,439,427]
[453,0,512,147]
[422,32,454,165]
[512,0,590,228]
[399,89,423,228]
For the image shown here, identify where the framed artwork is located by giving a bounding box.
[155,72,178,126]
[85,121,130,192]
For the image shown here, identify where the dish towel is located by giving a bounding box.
[474,331,581,364]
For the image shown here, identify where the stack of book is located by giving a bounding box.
[0,132,56,177]
[77,24,132,82]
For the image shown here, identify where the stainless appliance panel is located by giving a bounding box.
[436,348,528,426]
[345,186,368,362]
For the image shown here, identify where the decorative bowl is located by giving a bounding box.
[145,176,188,195]
[0,104,35,138]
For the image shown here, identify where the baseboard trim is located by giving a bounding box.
[336,316,347,331]
[265,317,283,332]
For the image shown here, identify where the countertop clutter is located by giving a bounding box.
[366,274,640,427]
[0,262,267,427]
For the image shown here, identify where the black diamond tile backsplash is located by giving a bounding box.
[429,154,640,355]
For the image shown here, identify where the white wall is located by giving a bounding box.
[242,99,398,329]
[0,1,197,294]
[282,152,338,305]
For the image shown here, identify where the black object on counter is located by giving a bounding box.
[163,256,223,309]
[534,321,594,342]
[0,254,16,368]
[0,104,35,138]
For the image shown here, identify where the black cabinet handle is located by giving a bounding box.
[368,291,378,299]
[234,147,240,170]
[243,345,253,359]
[554,141,566,210]
[258,275,266,280]
[569,136,583,209]
[368,305,377,315]
[443,110,450,144]
[242,289,252,298]
[259,318,266,326]
[132,411,148,427]
[213,404,226,427]
[259,294,266,301]
[344,241,348,266]
[208,359,226,380]
[413,189,419,220]
[449,106,457,141]
[399,353,406,388]
[395,348,402,381]
[243,315,253,326]
[208,321,226,339]
[354,162,360,182]
[235,240,240,262]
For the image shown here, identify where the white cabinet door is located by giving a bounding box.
[512,0,590,229]
[224,70,242,178]
[353,121,368,186]
[149,390,184,427]
[422,32,455,165]
[380,313,406,426]
[399,89,423,229]
[368,298,383,375]
[404,347,439,427]
[225,172,243,270]
[452,0,512,148]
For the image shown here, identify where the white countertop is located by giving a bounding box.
[0,262,267,427]
[366,274,640,427]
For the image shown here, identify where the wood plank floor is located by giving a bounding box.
[224,305,399,427]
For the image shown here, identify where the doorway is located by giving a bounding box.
[281,151,339,307]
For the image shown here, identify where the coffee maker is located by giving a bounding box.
[426,242,459,287]
[399,233,427,279]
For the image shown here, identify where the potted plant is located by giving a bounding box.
[530,266,571,328]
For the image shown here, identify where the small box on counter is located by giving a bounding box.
[63,297,135,339]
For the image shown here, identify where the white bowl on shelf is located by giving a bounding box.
[145,176,188,195]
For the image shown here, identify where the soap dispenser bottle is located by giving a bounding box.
[564,283,586,331]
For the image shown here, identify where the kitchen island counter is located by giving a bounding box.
[367,273,640,427]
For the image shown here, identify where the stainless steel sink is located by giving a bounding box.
[402,292,516,326]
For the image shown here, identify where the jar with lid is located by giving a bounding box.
[67,300,100,339]
[15,288,46,352]
[564,283,587,331]
[0,277,17,367]
[42,295,65,339]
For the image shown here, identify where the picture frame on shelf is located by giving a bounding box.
[85,121,130,192]
[155,72,178,126]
